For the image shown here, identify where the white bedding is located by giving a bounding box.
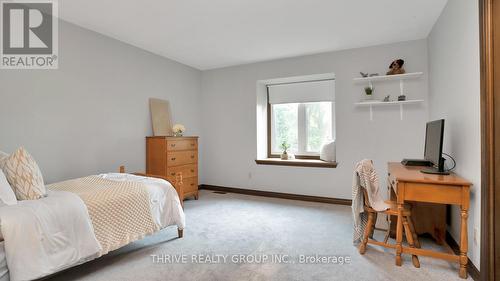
[97,173,186,230]
[0,190,101,281]
[0,173,185,281]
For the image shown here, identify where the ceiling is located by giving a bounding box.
[58,0,448,70]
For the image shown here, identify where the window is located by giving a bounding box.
[267,80,335,159]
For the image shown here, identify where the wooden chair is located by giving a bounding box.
[358,187,421,268]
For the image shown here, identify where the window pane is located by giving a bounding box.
[305,102,332,152]
[272,103,298,153]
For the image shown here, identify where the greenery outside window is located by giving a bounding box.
[267,79,335,159]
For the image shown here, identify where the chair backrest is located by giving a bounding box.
[356,159,377,209]
[361,182,372,209]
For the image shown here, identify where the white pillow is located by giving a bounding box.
[0,170,17,205]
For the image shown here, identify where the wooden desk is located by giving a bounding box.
[388,162,472,279]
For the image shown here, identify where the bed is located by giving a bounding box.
[0,167,185,281]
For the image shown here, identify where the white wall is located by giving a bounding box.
[0,21,202,183]
[0,3,481,268]
[200,40,429,199]
[428,0,481,268]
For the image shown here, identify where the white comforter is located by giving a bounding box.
[0,190,101,281]
[0,173,185,281]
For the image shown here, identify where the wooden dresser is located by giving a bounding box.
[146,136,199,200]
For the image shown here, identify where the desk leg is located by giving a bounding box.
[395,204,403,266]
[459,207,469,279]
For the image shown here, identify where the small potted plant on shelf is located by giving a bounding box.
[280,141,291,160]
[364,86,374,100]
[172,124,185,137]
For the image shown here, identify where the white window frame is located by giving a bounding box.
[270,101,334,157]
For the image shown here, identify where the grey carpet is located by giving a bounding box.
[48,190,471,281]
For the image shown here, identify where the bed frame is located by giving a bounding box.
[119,166,184,238]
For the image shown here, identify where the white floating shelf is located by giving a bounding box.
[355,100,424,106]
[353,72,423,83]
[355,100,424,121]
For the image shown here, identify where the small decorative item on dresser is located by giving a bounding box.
[398,95,407,101]
[383,95,390,102]
[280,141,291,160]
[172,124,185,137]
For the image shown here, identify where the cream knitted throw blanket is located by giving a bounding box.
[352,159,389,244]
[48,176,159,256]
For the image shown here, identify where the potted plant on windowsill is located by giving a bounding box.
[280,141,291,160]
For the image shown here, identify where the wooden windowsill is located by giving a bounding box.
[255,158,338,168]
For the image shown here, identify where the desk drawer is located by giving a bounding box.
[166,164,197,179]
[167,151,197,166]
[404,183,463,205]
[167,139,197,151]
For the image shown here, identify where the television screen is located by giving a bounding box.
[424,119,445,167]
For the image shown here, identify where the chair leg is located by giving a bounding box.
[407,215,421,248]
[370,213,378,238]
[383,214,391,243]
[403,217,420,268]
[359,212,375,255]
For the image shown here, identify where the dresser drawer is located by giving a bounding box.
[167,151,197,166]
[183,177,198,193]
[166,164,197,179]
[166,139,197,151]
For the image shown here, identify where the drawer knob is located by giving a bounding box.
[171,157,176,161]
[190,183,194,186]
[171,173,176,176]
[191,169,194,172]
[191,143,195,146]
[171,144,176,147]
[191,155,195,159]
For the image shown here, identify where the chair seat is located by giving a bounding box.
[365,200,411,216]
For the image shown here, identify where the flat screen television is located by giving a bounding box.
[421,119,449,175]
